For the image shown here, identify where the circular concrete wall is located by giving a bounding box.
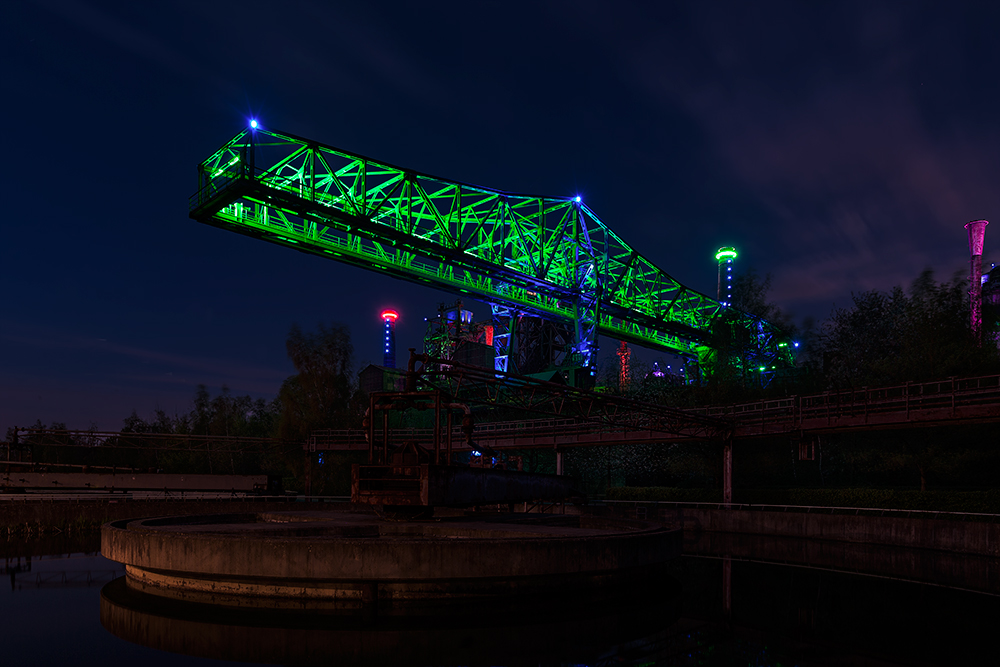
[101,511,681,611]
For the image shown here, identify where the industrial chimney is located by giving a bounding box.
[965,220,989,345]
[381,310,399,368]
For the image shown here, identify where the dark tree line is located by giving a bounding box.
[821,269,998,387]
[599,266,1000,411]
[723,267,1000,393]
[118,321,363,440]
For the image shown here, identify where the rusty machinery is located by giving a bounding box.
[351,351,580,519]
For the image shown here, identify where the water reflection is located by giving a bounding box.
[5,532,1000,665]
[101,576,683,666]
[3,539,122,592]
[670,539,1000,665]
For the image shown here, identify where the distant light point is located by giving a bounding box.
[574,196,581,203]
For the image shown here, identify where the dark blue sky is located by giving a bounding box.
[4,1,1000,432]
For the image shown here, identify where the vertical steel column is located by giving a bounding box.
[446,410,453,465]
[491,304,513,374]
[382,411,389,465]
[367,395,376,464]
[304,450,311,498]
[722,557,732,620]
[434,393,441,465]
[723,439,733,507]
[556,450,564,476]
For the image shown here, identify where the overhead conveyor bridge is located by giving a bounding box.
[188,126,791,375]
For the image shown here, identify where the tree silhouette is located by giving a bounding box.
[278,322,362,440]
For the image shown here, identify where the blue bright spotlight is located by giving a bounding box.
[574,196,581,203]
[250,119,258,129]
[793,342,800,348]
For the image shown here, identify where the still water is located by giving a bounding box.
[3,532,998,666]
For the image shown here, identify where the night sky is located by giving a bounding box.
[5,1,1000,433]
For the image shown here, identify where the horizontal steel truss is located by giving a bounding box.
[187,128,785,361]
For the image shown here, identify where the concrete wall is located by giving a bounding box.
[685,530,1000,594]
[0,500,344,534]
[611,505,1000,557]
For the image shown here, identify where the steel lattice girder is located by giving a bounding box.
[188,127,787,363]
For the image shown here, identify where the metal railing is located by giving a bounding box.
[688,372,1000,433]
[603,499,1000,522]
[0,493,349,503]
[309,373,1000,450]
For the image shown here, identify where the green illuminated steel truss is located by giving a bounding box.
[188,127,791,373]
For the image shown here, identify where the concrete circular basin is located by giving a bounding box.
[101,511,681,612]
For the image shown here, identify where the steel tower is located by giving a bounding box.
[715,247,737,307]
[381,309,398,368]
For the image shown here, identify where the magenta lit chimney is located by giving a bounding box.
[965,219,989,345]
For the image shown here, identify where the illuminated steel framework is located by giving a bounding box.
[188,127,792,372]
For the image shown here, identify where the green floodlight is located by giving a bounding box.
[715,247,738,262]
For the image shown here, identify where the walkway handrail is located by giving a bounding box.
[603,499,1000,521]
[0,494,350,502]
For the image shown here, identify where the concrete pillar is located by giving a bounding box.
[555,450,564,476]
[722,556,732,620]
[723,440,733,507]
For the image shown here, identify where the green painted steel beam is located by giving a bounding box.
[188,127,791,370]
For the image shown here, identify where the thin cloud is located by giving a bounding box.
[35,0,238,94]
[1,321,290,388]
[594,3,1000,317]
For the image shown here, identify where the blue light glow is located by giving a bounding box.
[250,119,258,129]
[574,196,581,203]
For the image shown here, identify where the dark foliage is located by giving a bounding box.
[277,322,364,441]
[822,269,1000,387]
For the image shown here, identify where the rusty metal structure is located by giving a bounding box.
[350,351,588,516]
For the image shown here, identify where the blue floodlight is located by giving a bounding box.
[250,119,258,129]
[574,196,581,203]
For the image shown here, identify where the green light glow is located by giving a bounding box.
[189,128,792,371]
[715,247,738,261]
